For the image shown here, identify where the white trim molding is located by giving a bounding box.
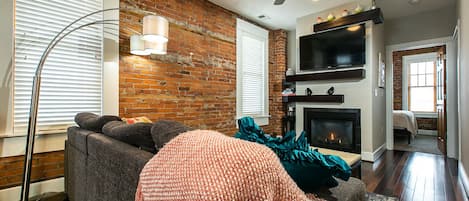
[362,144,386,162]
[235,18,270,126]
[459,162,469,199]
[0,177,64,200]
[417,129,437,136]
[401,52,438,112]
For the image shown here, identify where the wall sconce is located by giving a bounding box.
[145,40,167,55]
[142,15,169,43]
[130,35,151,55]
[130,15,169,55]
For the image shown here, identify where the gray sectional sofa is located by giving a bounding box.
[65,126,366,201]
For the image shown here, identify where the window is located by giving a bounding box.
[14,0,103,135]
[403,53,437,113]
[236,19,269,125]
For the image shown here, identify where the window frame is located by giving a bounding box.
[11,0,107,136]
[235,18,269,126]
[402,52,438,116]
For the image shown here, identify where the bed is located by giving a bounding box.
[393,110,418,144]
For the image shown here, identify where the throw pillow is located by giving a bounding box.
[151,120,193,151]
[74,112,121,133]
[102,121,156,153]
[122,116,153,124]
[235,116,351,193]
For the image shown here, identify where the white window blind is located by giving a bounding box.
[14,0,103,135]
[236,19,269,125]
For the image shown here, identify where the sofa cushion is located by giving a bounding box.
[122,116,153,124]
[102,121,156,153]
[151,120,193,151]
[74,112,121,133]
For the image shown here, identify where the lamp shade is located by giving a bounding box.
[130,35,151,55]
[145,41,167,55]
[142,15,169,43]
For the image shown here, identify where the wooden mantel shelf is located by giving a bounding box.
[314,8,384,32]
[282,95,344,103]
[286,69,365,82]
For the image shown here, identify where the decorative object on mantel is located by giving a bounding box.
[288,106,295,117]
[19,8,170,201]
[282,88,296,96]
[313,8,383,32]
[316,17,323,23]
[354,4,364,14]
[327,87,335,95]
[378,52,386,88]
[306,88,313,96]
[327,13,335,21]
[341,9,349,17]
[286,67,295,76]
[370,0,377,10]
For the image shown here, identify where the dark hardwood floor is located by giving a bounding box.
[362,150,468,201]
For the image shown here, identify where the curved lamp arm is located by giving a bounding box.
[20,8,119,201]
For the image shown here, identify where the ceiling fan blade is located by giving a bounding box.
[273,0,285,5]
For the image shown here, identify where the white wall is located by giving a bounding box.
[287,30,296,69]
[383,5,457,46]
[294,0,387,162]
[458,0,469,196]
[0,0,14,138]
[295,0,371,43]
[370,23,386,151]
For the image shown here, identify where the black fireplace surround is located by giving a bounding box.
[304,108,361,154]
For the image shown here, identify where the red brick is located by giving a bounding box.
[119,0,288,135]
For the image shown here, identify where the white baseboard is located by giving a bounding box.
[417,129,438,136]
[459,162,469,199]
[362,144,386,162]
[0,177,64,201]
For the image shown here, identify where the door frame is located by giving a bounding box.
[385,37,458,158]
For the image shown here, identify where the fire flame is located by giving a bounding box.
[329,132,335,141]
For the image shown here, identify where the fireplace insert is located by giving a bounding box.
[304,108,361,153]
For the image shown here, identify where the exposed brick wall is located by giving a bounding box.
[119,0,287,135]
[262,30,288,135]
[392,46,445,131]
[0,151,64,190]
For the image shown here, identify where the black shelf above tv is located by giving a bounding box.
[286,69,365,82]
[282,95,344,103]
[314,8,384,32]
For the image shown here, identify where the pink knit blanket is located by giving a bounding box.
[135,130,324,201]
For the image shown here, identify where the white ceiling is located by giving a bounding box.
[208,0,456,31]
[377,0,457,20]
[208,0,357,30]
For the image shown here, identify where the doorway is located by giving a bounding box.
[391,45,446,155]
[386,37,458,158]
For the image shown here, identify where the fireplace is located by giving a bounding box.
[304,108,361,153]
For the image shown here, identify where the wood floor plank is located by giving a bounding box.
[362,150,468,201]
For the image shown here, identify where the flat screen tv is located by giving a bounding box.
[299,24,366,71]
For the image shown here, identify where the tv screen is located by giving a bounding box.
[299,24,366,71]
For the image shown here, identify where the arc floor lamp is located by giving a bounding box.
[20,8,169,201]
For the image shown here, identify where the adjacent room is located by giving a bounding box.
[0,0,468,201]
